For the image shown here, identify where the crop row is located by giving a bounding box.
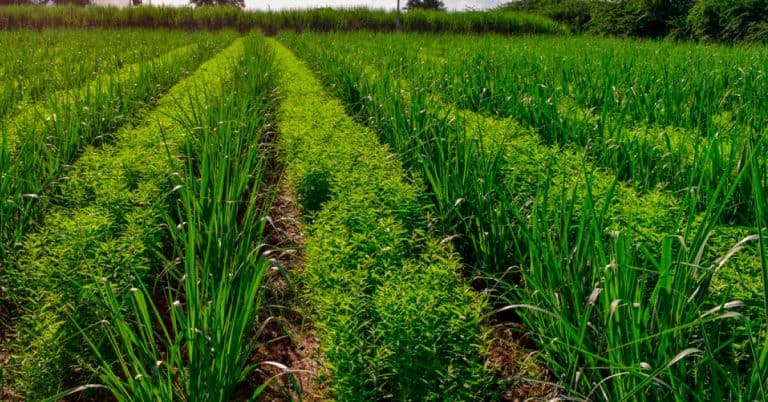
[0,29,206,120]
[91,34,280,401]
[0,34,240,399]
[0,30,235,260]
[281,32,767,400]
[268,38,493,400]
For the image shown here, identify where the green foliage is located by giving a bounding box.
[296,169,332,214]
[270,37,491,400]
[0,32,235,399]
[0,29,196,121]
[373,253,489,399]
[405,0,446,11]
[3,19,767,402]
[0,31,235,260]
[588,0,693,37]
[281,31,768,400]
[504,0,768,42]
[687,0,768,43]
[90,34,279,401]
[503,0,594,32]
[0,5,567,35]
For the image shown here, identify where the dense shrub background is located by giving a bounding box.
[503,0,768,43]
[687,0,768,43]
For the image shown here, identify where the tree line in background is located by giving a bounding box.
[0,0,763,43]
[0,0,246,8]
[0,5,565,33]
[0,0,448,10]
[502,0,768,43]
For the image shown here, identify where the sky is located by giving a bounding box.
[95,0,505,11]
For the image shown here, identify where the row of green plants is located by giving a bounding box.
[0,30,235,262]
[282,32,768,400]
[268,38,493,400]
[88,34,282,401]
[3,42,194,152]
[0,5,567,35]
[502,0,768,43]
[1,34,278,400]
[375,32,768,132]
[0,29,200,120]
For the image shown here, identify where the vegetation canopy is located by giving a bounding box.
[0,5,767,402]
[406,0,446,11]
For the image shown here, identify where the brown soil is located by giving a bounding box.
[1,347,21,402]
[242,180,327,401]
[488,322,558,402]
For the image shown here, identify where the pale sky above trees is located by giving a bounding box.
[95,0,503,11]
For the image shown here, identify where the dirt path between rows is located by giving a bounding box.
[245,180,327,401]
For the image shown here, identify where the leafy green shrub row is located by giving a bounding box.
[0,37,244,400]
[281,31,691,286]
[269,38,492,400]
[285,33,765,195]
[0,31,235,259]
[3,43,190,152]
[385,34,766,323]
[0,5,567,35]
[411,45,768,396]
[539,97,752,223]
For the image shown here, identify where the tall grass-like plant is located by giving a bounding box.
[725,136,768,401]
[83,34,280,401]
[502,161,755,400]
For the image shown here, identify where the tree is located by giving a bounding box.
[190,0,244,8]
[405,0,446,11]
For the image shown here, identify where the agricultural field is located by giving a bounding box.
[1,19,767,402]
